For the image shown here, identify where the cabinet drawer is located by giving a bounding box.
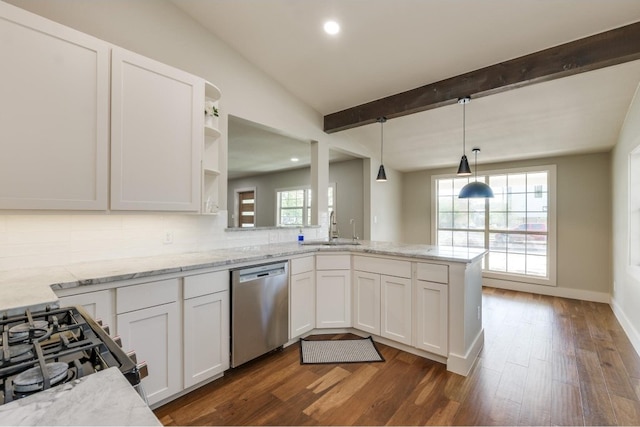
[353,256,411,278]
[184,270,228,299]
[416,263,449,284]
[290,256,314,275]
[316,254,351,270]
[116,278,179,313]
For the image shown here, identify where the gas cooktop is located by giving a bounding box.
[0,305,143,405]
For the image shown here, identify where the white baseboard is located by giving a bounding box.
[447,329,484,376]
[611,298,640,357]
[483,277,610,303]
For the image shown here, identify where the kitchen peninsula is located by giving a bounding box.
[0,240,485,415]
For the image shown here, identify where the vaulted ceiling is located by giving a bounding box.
[172,0,640,172]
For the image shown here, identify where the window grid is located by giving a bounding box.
[436,170,549,280]
[277,185,335,227]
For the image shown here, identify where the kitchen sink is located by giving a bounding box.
[302,240,361,246]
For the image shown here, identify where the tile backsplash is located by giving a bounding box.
[0,212,323,270]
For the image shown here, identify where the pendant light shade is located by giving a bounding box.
[376,117,387,182]
[457,97,472,176]
[459,148,494,198]
[457,155,471,175]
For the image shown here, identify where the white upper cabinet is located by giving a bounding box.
[110,47,204,211]
[0,2,109,210]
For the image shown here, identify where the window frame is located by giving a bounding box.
[275,183,337,227]
[431,164,557,287]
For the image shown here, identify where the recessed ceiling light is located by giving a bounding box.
[290,157,299,162]
[323,20,340,35]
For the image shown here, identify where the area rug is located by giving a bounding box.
[299,336,384,364]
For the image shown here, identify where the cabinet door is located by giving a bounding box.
[381,275,412,345]
[414,280,448,356]
[0,3,109,210]
[290,270,315,338]
[184,291,229,388]
[352,271,380,335]
[316,270,351,328]
[58,290,114,333]
[117,302,181,406]
[111,47,204,211]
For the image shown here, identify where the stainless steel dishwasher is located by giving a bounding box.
[230,261,289,368]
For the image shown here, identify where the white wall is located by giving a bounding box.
[612,83,640,353]
[1,0,377,270]
[402,152,612,301]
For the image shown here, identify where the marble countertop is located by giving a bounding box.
[0,367,161,426]
[0,240,486,317]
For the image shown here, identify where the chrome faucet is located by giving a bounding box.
[329,210,339,240]
[350,218,358,242]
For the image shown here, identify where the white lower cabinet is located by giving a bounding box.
[183,271,229,389]
[352,271,380,335]
[353,270,412,345]
[414,280,448,356]
[290,256,315,338]
[116,279,181,406]
[58,289,114,332]
[380,275,412,345]
[316,254,351,328]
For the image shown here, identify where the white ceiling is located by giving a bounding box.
[172,0,640,172]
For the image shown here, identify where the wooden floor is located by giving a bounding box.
[154,287,640,425]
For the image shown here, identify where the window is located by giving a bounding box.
[277,189,305,226]
[434,166,556,286]
[277,184,336,227]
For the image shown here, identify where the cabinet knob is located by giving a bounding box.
[136,361,149,379]
[126,350,137,364]
[112,335,122,347]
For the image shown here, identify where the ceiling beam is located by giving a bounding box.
[323,21,640,133]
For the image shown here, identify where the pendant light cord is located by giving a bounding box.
[380,119,384,162]
[462,101,466,156]
[378,117,387,162]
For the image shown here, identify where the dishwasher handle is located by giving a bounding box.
[234,261,288,283]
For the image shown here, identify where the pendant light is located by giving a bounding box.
[376,117,387,182]
[457,97,472,176]
[459,148,494,198]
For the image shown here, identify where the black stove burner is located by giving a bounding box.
[7,344,33,361]
[7,320,48,343]
[13,362,68,393]
[0,306,141,405]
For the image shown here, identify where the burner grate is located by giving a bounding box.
[0,306,140,406]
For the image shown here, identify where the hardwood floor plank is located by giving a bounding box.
[272,370,320,402]
[485,396,521,426]
[451,366,502,425]
[552,351,580,385]
[579,379,618,425]
[353,356,430,425]
[550,380,584,426]
[306,366,351,394]
[610,329,640,379]
[611,394,640,426]
[302,364,379,421]
[424,398,461,426]
[572,314,598,352]
[495,362,528,404]
[576,348,607,386]
[594,338,639,401]
[518,358,552,426]
[552,315,576,357]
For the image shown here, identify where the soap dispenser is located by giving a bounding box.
[298,228,304,245]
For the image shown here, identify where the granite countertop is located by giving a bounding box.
[0,240,486,317]
[0,367,161,426]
